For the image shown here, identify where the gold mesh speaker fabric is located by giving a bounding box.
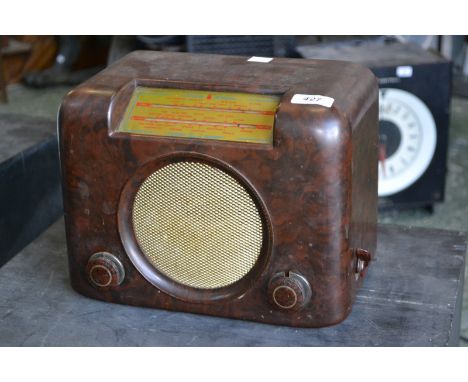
[132,161,264,289]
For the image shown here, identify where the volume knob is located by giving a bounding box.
[268,271,312,311]
[86,252,125,287]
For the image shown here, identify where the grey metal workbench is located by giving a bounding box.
[0,218,465,346]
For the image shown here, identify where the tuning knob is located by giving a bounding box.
[86,252,125,287]
[268,271,312,310]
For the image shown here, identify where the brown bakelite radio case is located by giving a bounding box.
[59,51,378,328]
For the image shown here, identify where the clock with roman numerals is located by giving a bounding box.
[378,88,437,197]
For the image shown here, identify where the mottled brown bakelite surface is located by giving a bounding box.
[59,51,378,327]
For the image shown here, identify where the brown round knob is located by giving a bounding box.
[268,271,312,311]
[86,252,125,287]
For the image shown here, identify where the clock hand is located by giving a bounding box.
[379,142,387,177]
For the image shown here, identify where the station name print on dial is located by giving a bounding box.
[378,88,437,197]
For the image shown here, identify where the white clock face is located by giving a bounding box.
[378,88,437,197]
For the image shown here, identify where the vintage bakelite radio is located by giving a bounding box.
[59,51,378,328]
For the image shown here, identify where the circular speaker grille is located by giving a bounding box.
[132,161,264,289]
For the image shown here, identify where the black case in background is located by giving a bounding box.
[298,38,452,210]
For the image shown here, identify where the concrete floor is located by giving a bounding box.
[1,82,468,345]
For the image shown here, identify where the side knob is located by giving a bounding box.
[268,271,312,311]
[86,252,125,287]
[354,248,372,279]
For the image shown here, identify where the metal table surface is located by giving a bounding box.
[0,218,465,346]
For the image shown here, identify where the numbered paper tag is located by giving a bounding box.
[396,66,413,78]
[247,56,273,63]
[291,94,335,108]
